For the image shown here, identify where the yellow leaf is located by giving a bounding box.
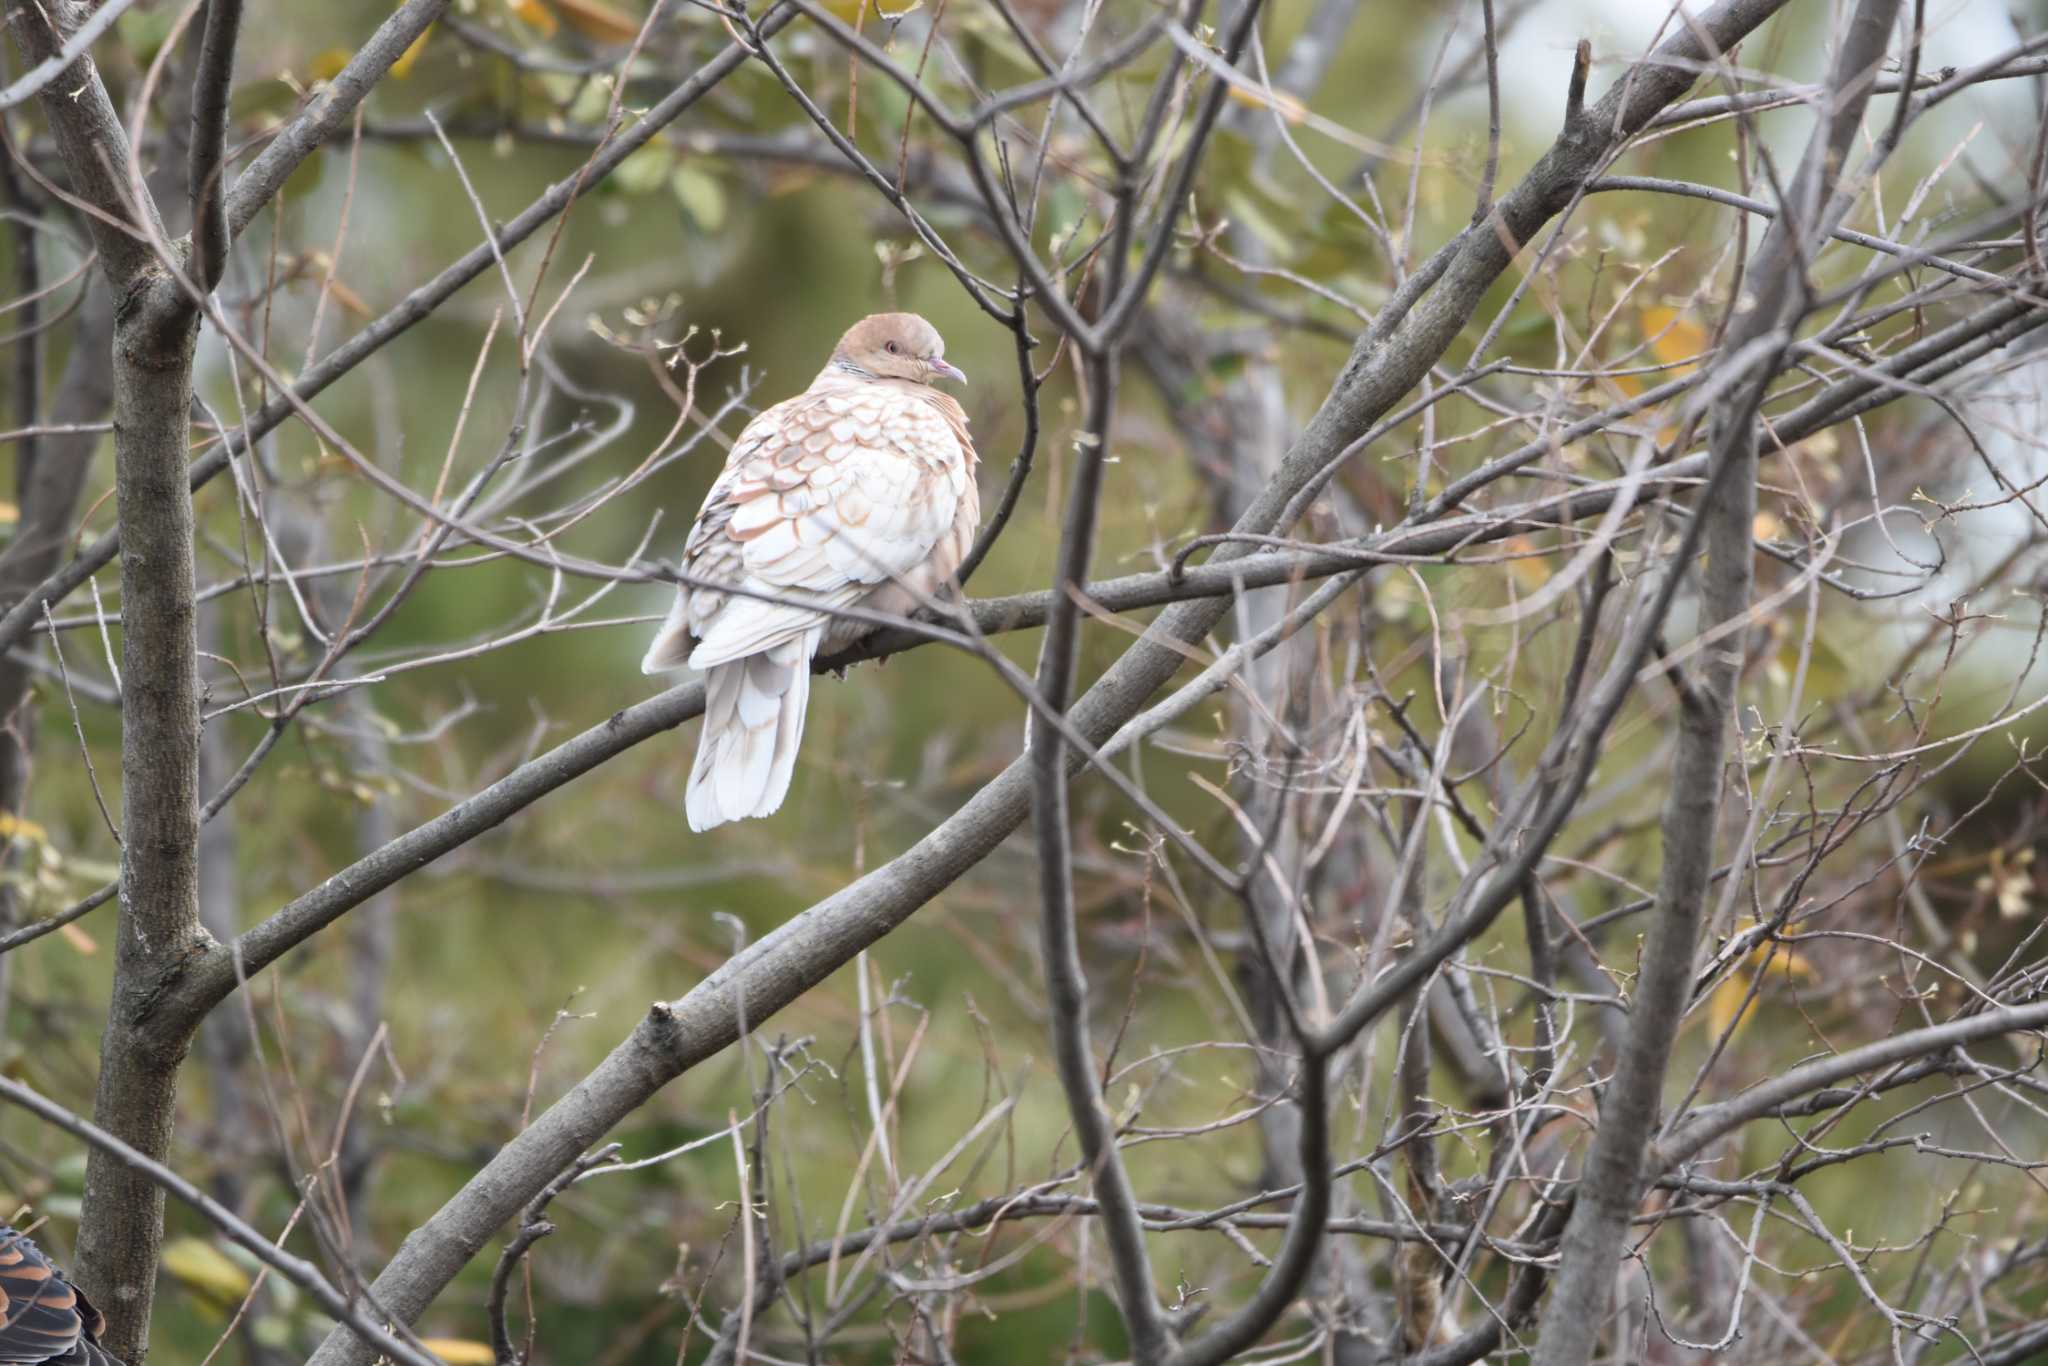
[57,923,95,956]
[1708,926,1818,1041]
[506,0,559,37]
[1975,847,2035,919]
[390,25,432,79]
[1225,85,1307,124]
[1706,975,1749,1040]
[553,0,643,41]
[1641,305,1708,374]
[1503,535,1551,591]
[0,814,48,845]
[816,0,921,21]
[162,1237,252,1305]
[323,277,370,319]
[420,1340,496,1365]
[307,47,352,82]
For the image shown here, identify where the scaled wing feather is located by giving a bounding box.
[685,392,963,668]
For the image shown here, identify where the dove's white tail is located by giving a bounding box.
[685,627,821,831]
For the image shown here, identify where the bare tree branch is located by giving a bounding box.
[186,0,244,294]
[1533,4,1904,1357]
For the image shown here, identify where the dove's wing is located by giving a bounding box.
[643,384,971,672]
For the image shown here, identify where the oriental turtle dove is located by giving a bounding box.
[643,313,979,830]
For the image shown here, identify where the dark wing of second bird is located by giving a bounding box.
[0,1230,122,1366]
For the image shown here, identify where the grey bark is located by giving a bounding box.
[81,280,206,1359]
[1031,339,1176,1362]
[6,4,215,1355]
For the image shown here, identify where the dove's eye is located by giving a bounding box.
[885,341,901,355]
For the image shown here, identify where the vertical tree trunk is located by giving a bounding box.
[76,286,207,1360]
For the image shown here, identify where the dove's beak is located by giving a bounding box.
[929,359,968,385]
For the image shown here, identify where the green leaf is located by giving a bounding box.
[52,1152,87,1192]
[566,76,614,125]
[610,144,674,196]
[229,78,304,126]
[162,1237,253,1306]
[671,166,727,231]
[65,856,120,886]
[1207,350,1248,384]
[251,1316,293,1349]
[861,76,913,138]
[1292,197,1383,281]
[1044,180,1087,256]
[1222,189,1291,255]
[116,8,177,62]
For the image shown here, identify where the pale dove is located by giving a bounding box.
[643,313,979,831]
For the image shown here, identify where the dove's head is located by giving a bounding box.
[831,313,967,386]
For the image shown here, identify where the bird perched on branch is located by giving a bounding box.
[643,313,979,830]
[0,1228,121,1366]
